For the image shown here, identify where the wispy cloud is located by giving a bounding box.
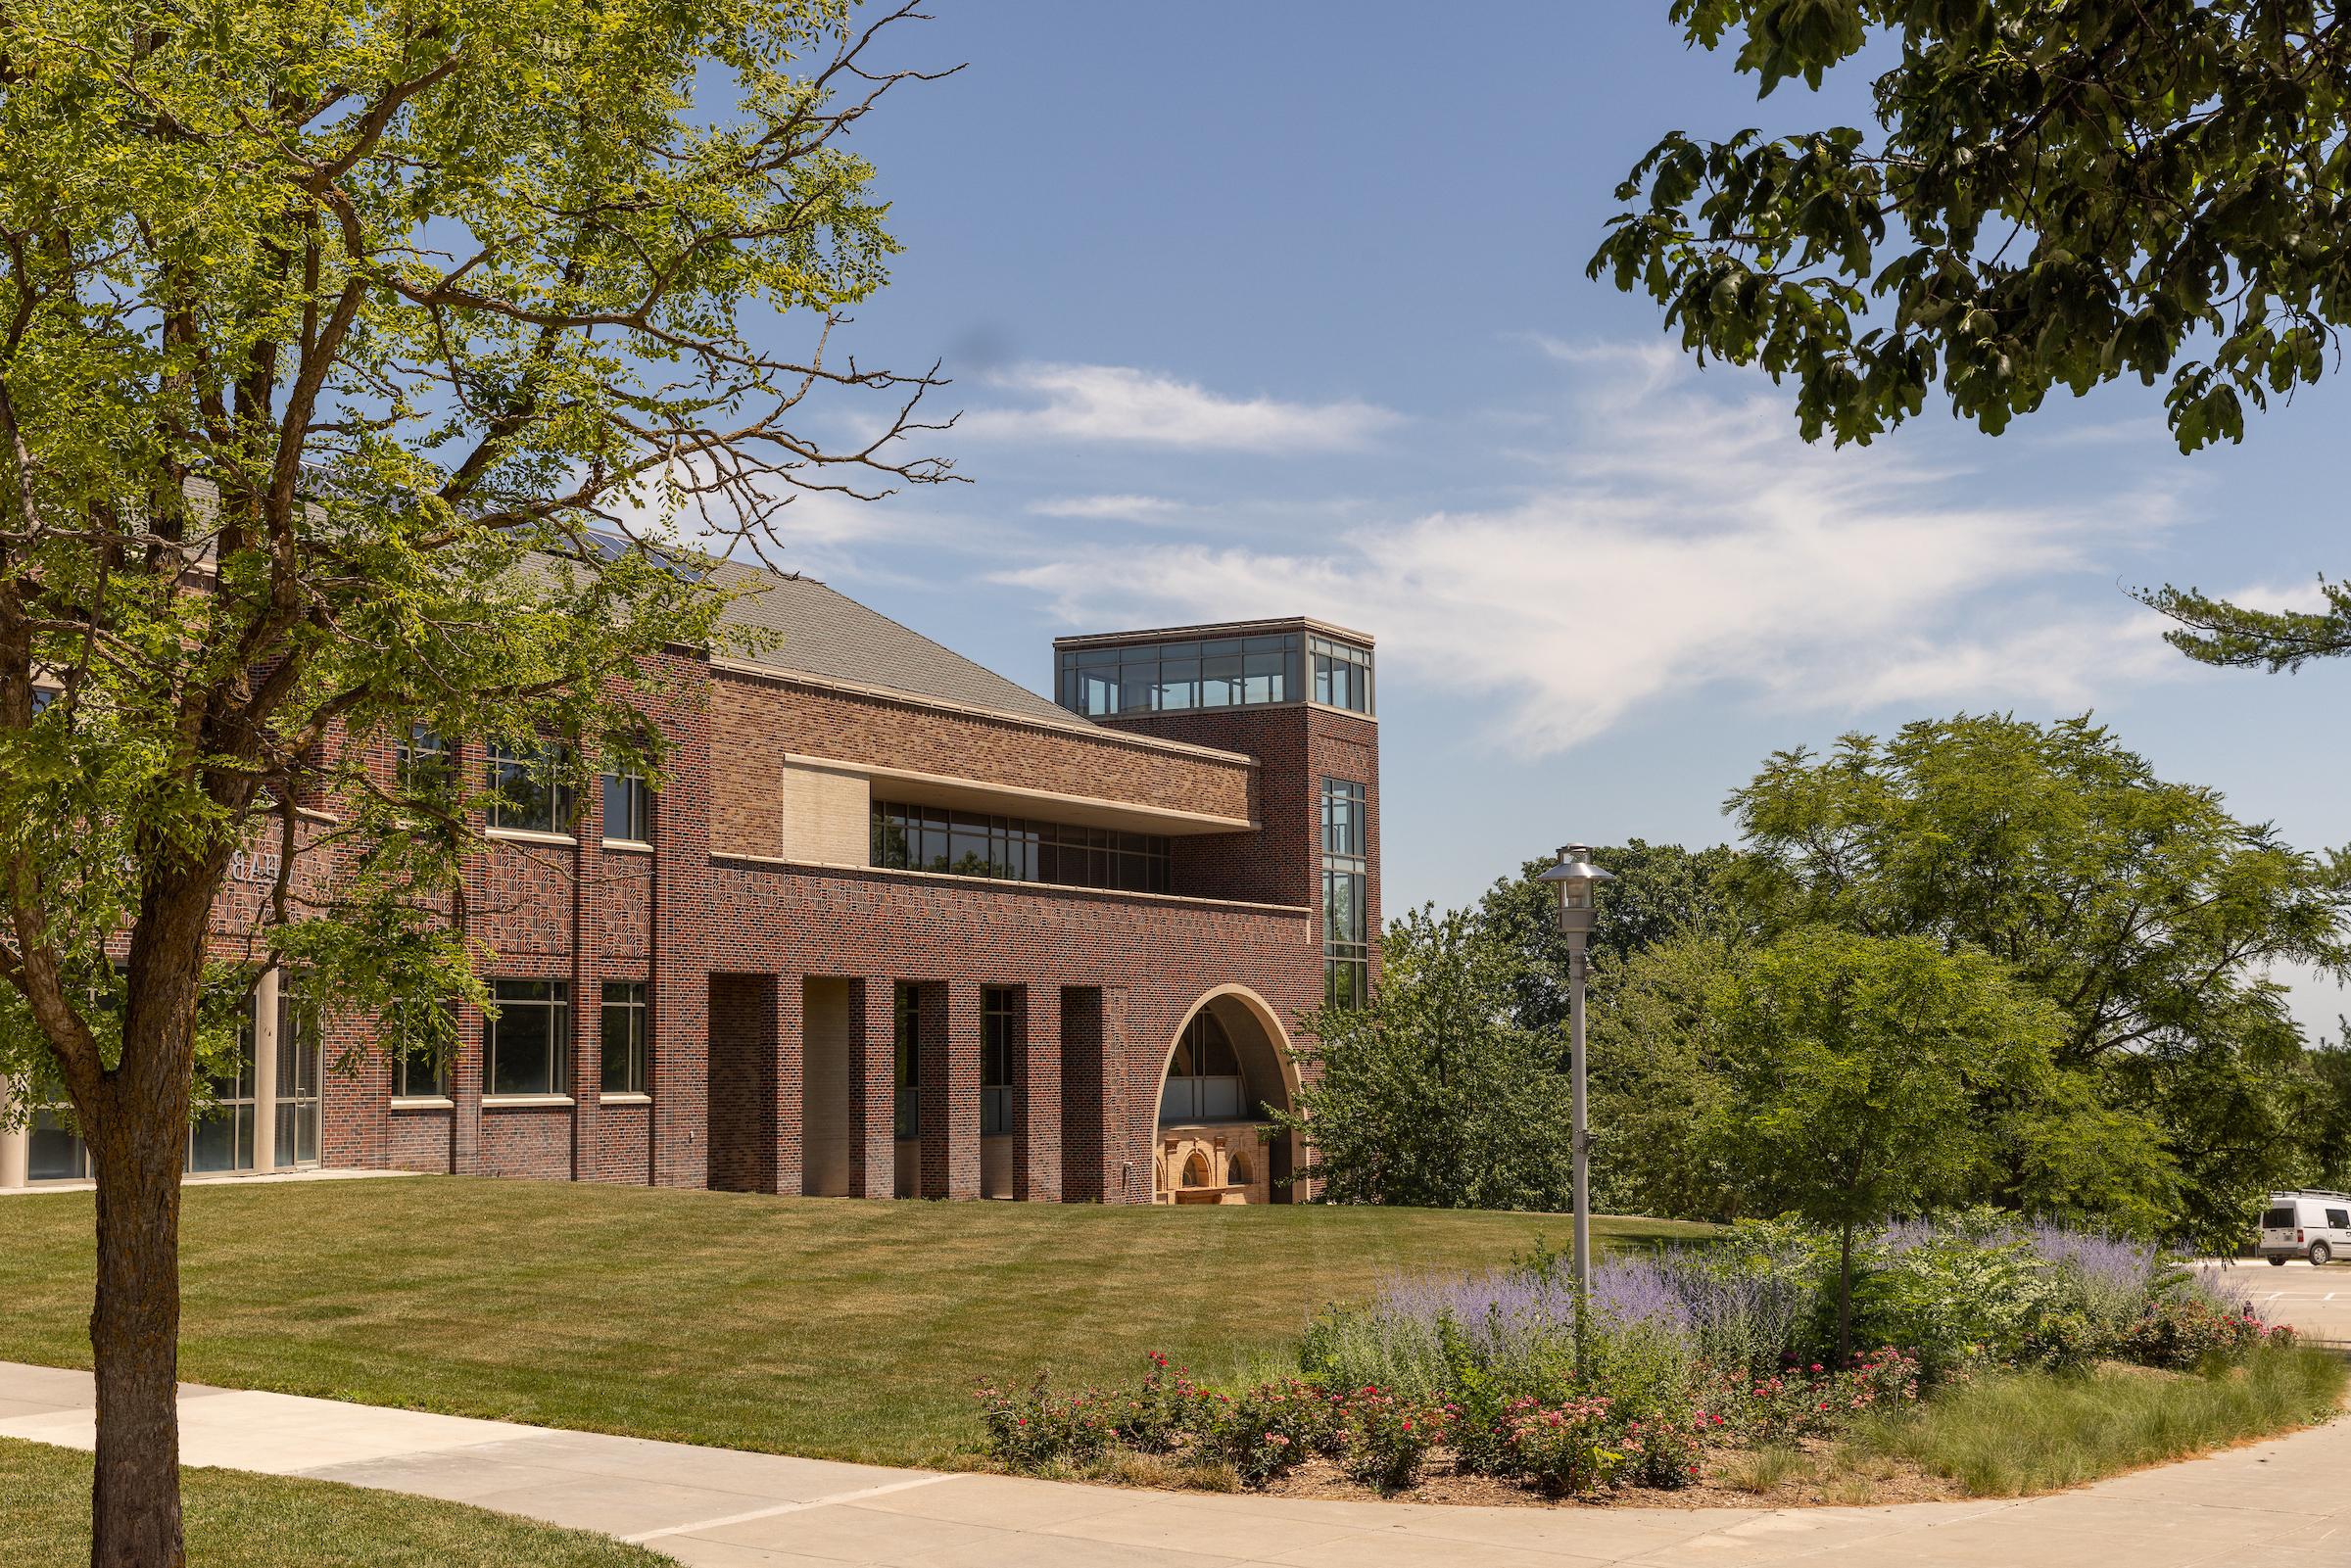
[1029,493,1192,522]
[998,352,2192,753]
[961,362,1400,451]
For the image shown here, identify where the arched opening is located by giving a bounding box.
[1153,986,1301,1205]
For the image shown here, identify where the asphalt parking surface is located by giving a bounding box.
[2195,1257,2351,1346]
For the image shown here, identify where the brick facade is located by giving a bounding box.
[150,613,1380,1207]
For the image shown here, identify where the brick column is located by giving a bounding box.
[846,977,896,1199]
[1102,985,1142,1205]
[772,974,804,1197]
[1014,985,1062,1202]
[650,967,709,1189]
[452,994,483,1176]
[571,968,600,1182]
[919,982,980,1200]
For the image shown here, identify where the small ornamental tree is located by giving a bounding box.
[0,4,951,1563]
[1703,926,2073,1365]
[1278,905,1575,1211]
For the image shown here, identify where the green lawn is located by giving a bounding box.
[0,1439,669,1568]
[0,1176,1705,1466]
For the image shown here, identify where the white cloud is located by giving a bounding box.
[1029,493,1192,522]
[998,354,2193,753]
[961,362,1399,451]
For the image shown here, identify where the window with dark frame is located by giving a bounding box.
[1160,1011,1246,1123]
[981,987,1017,1135]
[870,801,1170,894]
[1309,634,1374,714]
[187,994,259,1173]
[601,766,654,845]
[600,981,648,1096]
[395,724,453,797]
[485,978,570,1096]
[1054,631,1304,718]
[484,738,574,834]
[1320,778,1369,1009]
[274,972,322,1166]
[892,982,921,1139]
[388,995,454,1099]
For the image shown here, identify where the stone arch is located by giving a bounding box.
[1152,984,1302,1205]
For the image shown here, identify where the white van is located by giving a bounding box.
[2259,1190,2351,1265]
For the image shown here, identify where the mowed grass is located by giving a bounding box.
[1859,1346,2350,1496]
[0,1176,1706,1466]
[0,1438,669,1568]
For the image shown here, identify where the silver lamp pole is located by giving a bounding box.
[1537,844,1612,1307]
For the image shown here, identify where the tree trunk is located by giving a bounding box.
[1836,1220,1853,1370]
[86,1098,188,1568]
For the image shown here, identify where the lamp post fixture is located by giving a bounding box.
[1537,843,1613,1307]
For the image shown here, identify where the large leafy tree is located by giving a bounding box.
[1591,1,2351,667]
[1726,713,2351,1248]
[1475,838,1749,1037]
[0,4,949,1562]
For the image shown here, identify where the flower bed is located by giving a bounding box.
[977,1215,2306,1503]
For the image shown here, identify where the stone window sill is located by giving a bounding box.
[484,828,576,847]
[389,1096,455,1111]
[601,838,653,855]
[482,1094,575,1109]
[600,1092,652,1106]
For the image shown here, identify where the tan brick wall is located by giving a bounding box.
[778,758,871,864]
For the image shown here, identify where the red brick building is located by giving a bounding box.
[0,569,1381,1204]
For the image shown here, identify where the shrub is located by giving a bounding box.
[1112,1353,1200,1453]
[1335,1388,1451,1493]
[1869,1231,2049,1380]
[1210,1378,1335,1488]
[976,1374,1116,1471]
[2117,1299,2274,1370]
[1498,1395,1627,1497]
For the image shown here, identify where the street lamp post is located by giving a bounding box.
[1537,844,1613,1315]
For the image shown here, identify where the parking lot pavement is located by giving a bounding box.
[2194,1258,2351,1346]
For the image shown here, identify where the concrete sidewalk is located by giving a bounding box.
[3,1360,2344,1567]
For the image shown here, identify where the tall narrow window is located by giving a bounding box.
[486,978,570,1096]
[892,982,921,1139]
[485,738,574,833]
[601,766,653,845]
[1320,778,1369,1008]
[981,988,1017,1135]
[600,981,648,1095]
[391,997,452,1100]
[188,994,259,1173]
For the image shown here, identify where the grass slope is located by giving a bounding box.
[0,1175,1704,1466]
[0,1439,668,1568]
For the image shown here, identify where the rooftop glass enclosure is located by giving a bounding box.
[1056,628,1372,718]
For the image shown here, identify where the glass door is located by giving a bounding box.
[274,977,320,1167]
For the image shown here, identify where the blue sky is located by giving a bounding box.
[750,3,2351,1037]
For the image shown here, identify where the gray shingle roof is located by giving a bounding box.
[709,561,1082,730]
